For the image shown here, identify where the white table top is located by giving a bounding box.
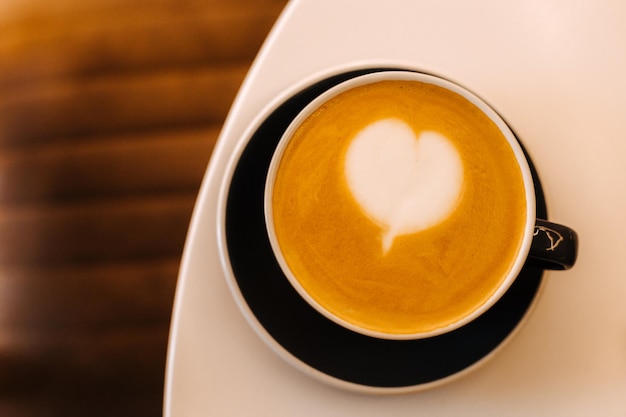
[164,1,626,415]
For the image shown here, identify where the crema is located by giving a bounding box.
[270,79,527,336]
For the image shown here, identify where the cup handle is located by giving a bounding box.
[528,219,578,270]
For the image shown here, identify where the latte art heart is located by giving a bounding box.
[344,118,464,253]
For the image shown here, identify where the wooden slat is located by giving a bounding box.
[0,325,169,417]
[0,259,179,331]
[0,66,247,147]
[0,0,286,25]
[0,4,283,89]
[0,261,179,414]
[0,194,196,267]
[0,127,219,205]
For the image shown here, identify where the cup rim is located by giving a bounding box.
[264,70,536,340]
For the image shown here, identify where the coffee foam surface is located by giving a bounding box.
[344,118,463,253]
[270,79,527,336]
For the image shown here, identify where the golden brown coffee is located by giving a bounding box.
[270,79,527,336]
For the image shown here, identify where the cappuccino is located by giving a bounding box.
[268,76,527,337]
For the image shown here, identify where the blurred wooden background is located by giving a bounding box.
[0,1,286,415]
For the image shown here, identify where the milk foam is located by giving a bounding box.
[344,118,464,253]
